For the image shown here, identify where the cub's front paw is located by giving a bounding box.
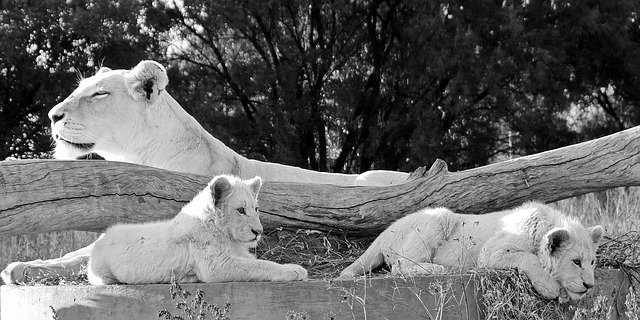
[558,287,570,304]
[281,264,308,281]
[531,279,561,300]
[1,262,29,284]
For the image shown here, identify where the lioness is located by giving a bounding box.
[89,175,307,284]
[2,60,407,284]
[47,60,408,186]
[339,202,604,301]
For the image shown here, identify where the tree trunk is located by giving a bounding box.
[1,126,640,237]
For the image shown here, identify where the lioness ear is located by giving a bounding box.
[124,60,169,103]
[245,176,262,200]
[210,176,232,207]
[588,226,604,245]
[545,228,571,255]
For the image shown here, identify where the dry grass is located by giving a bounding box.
[158,275,232,320]
[255,229,371,279]
[553,187,640,238]
[476,269,568,320]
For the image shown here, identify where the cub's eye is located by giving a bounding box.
[91,91,110,98]
[237,207,246,215]
[255,207,259,212]
[572,259,582,267]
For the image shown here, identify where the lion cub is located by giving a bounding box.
[340,202,603,301]
[88,175,307,284]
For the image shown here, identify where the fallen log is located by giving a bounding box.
[1,126,640,237]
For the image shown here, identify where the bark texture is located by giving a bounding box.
[1,126,640,237]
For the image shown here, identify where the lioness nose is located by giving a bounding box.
[48,107,65,124]
[583,282,593,290]
[51,113,65,123]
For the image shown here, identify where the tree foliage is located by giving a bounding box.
[1,0,639,172]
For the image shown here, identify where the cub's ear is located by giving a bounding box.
[96,67,111,75]
[245,176,262,200]
[588,226,604,245]
[124,60,169,103]
[210,176,232,207]
[545,228,572,256]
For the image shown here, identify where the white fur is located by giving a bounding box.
[339,202,604,301]
[88,175,307,284]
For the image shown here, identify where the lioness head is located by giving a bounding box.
[543,223,604,301]
[48,60,169,160]
[207,175,263,248]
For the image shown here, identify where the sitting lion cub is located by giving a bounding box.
[88,175,307,284]
[340,202,603,301]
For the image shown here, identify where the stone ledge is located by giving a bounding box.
[1,275,481,320]
[1,269,635,320]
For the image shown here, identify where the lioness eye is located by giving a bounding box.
[91,91,109,97]
[572,259,582,267]
[237,207,246,215]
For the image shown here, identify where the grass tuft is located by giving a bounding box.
[476,269,567,320]
[158,275,231,320]
[255,228,371,279]
[626,287,640,320]
[596,231,640,269]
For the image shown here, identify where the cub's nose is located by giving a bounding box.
[251,228,263,237]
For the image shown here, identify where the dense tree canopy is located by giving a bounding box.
[1,0,639,172]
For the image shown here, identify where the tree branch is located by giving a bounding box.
[2,126,640,237]
[596,88,626,131]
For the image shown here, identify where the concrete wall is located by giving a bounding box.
[1,275,481,320]
[1,269,635,320]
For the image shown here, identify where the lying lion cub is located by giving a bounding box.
[88,175,307,284]
[340,202,603,301]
